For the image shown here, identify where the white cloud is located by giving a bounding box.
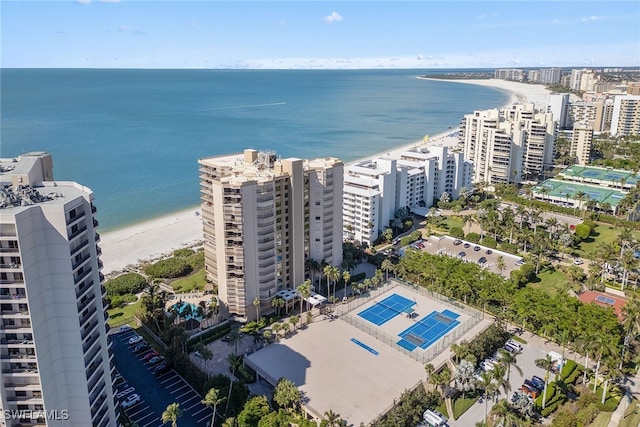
[75,0,91,4]
[322,12,343,24]
[580,16,604,22]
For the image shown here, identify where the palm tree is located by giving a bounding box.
[226,328,243,356]
[297,280,311,328]
[477,371,494,424]
[534,355,553,409]
[271,296,285,316]
[323,265,333,298]
[342,271,350,299]
[323,409,343,427]
[381,258,394,281]
[591,335,619,392]
[496,256,506,277]
[498,348,522,390]
[424,363,435,392]
[454,359,477,398]
[621,295,640,369]
[491,363,510,399]
[252,297,260,322]
[202,388,226,427]
[161,403,182,427]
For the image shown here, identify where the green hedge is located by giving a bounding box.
[561,359,577,381]
[350,272,367,283]
[105,272,147,296]
[144,257,192,279]
[186,322,231,352]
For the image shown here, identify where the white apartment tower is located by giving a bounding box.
[570,124,593,165]
[610,95,640,136]
[343,144,472,245]
[460,104,556,184]
[540,68,562,85]
[0,153,116,427]
[199,149,343,321]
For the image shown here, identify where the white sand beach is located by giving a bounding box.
[100,207,203,275]
[100,78,552,276]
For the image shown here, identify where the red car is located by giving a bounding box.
[142,351,159,362]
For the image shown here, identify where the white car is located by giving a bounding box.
[121,393,141,409]
[573,259,584,265]
[128,335,143,345]
[118,325,132,334]
[115,387,135,399]
[506,340,523,352]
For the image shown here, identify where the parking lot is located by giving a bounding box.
[111,328,213,427]
[416,235,523,277]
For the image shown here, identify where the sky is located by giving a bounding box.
[2,1,639,69]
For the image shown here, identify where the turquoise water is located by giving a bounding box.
[1,69,508,231]
[170,301,202,322]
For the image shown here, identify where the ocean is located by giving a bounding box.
[1,69,508,231]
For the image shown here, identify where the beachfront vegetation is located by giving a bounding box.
[144,257,192,278]
[105,272,147,297]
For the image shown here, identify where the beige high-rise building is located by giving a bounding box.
[199,149,343,321]
[567,101,605,131]
[570,124,593,165]
[460,104,555,184]
[611,95,640,136]
[0,153,116,427]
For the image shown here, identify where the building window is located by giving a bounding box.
[315,216,320,220]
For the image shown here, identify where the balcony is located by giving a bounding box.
[72,253,91,270]
[68,225,88,241]
[66,209,86,226]
[78,291,96,313]
[82,333,100,354]
[79,306,98,326]
[70,239,89,256]
[81,319,99,341]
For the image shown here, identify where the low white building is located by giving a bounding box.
[343,144,472,244]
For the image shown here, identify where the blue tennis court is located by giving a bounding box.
[358,293,416,326]
[397,309,461,351]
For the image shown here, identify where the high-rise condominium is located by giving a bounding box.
[460,104,556,184]
[610,95,640,136]
[0,153,116,427]
[199,149,343,321]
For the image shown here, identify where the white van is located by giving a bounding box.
[423,409,448,426]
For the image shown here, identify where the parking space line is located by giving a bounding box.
[179,394,200,407]
[132,410,156,424]
[173,389,192,401]
[198,412,212,423]
[192,406,210,418]
[183,399,203,413]
[142,417,161,427]
[165,381,186,392]
[161,374,179,385]
[127,404,150,417]
[169,384,189,395]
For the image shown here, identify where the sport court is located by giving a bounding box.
[533,179,624,211]
[245,282,482,426]
[357,293,461,351]
[561,165,640,187]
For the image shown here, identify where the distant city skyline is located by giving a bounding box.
[2,1,639,69]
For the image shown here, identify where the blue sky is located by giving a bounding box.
[2,1,639,69]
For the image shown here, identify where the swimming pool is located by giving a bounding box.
[169,301,203,322]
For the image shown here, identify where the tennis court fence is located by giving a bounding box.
[335,278,483,364]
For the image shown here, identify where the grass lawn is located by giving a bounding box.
[107,298,143,328]
[170,268,207,293]
[620,398,640,427]
[572,223,640,259]
[441,216,465,231]
[590,411,612,427]
[452,396,478,419]
[529,268,569,295]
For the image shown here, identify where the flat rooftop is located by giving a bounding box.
[246,282,482,425]
[533,179,625,208]
[561,165,640,187]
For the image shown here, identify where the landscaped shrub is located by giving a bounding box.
[498,242,518,254]
[465,232,480,243]
[564,365,583,385]
[107,293,137,308]
[186,322,231,351]
[561,359,577,381]
[105,272,147,296]
[449,226,464,238]
[144,257,192,278]
[173,248,195,258]
[185,251,204,270]
[350,272,367,283]
[575,403,599,425]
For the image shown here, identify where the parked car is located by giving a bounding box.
[515,259,524,266]
[128,335,143,345]
[118,325,132,334]
[520,384,538,399]
[478,257,487,264]
[148,356,164,365]
[154,362,171,377]
[458,251,466,258]
[116,387,135,399]
[121,393,141,409]
[473,245,481,251]
[464,243,471,248]
[524,379,542,393]
[573,259,584,265]
[133,343,149,353]
[506,340,523,352]
[531,376,545,390]
[486,249,493,255]
[453,239,462,246]
[143,351,159,362]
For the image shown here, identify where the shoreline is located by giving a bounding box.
[100,78,552,276]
